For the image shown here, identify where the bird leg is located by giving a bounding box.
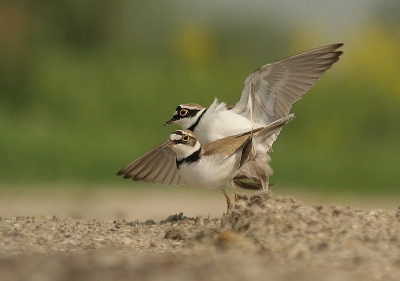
[230,180,239,201]
[234,189,239,201]
[219,186,232,211]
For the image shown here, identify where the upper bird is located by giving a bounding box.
[164,43,343,145]
[118,44,343,188]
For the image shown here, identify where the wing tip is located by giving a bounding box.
[116,169,134,180]
[321,43,344,51]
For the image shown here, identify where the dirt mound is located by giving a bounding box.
[1,192,399,281]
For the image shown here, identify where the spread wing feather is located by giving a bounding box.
[232,43,343,125]
[117,142,185,186]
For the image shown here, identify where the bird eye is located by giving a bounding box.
[179,109,189,117]
[182,135,190,142]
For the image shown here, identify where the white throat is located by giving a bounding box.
[171,141,201,161]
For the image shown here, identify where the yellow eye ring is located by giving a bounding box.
[179,109,188,117]
[182,135,190,142]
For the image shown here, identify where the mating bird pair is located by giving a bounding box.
[118,43,343,209]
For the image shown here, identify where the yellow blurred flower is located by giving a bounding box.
[171,22,218,68]
[348,24,400,100]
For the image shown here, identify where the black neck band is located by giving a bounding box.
[176,148,201,168]
[188,108,207,132]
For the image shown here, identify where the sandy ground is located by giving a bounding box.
[1,187,400,281]
[1,184,399,221]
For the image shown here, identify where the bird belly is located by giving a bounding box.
[179,155,238,190]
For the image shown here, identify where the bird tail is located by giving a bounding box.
[233,114,295,191]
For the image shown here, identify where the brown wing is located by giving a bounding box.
[117,141,185,186]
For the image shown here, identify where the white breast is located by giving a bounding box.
[178,154,239,190]
[195,109,259,144]
[195,100,279,150]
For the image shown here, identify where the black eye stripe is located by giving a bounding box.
[182,109,200,118]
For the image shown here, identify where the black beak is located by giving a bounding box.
[164,117,177,126]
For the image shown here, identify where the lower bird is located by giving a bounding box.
[118,114,294,209]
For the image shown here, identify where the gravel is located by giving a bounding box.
[1,191,400,281]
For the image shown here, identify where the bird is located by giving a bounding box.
[163,43,343,144]
[118,43,343,190]
[121,115,294,209]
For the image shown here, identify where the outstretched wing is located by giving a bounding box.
[117,142,185,186]
[232,43,343,125]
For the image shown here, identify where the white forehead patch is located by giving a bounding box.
[170,133,182,141]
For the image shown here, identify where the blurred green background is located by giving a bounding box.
[1,0,399,198]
